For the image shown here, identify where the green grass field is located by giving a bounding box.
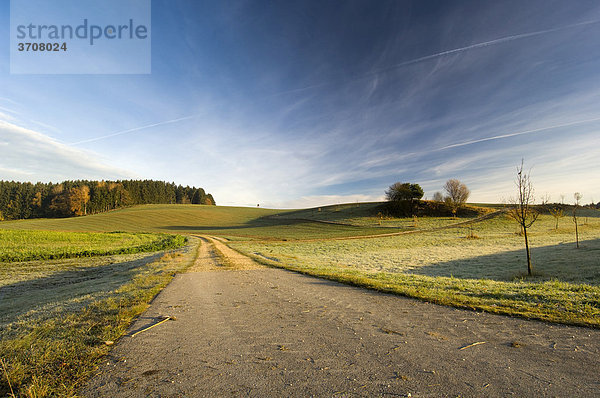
[0,230,186,262]
[270,201,495,229]
[0,204,395,240]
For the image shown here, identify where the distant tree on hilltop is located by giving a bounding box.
[385,182,424,217]
[385,182,424,202]
[443,179,470,218]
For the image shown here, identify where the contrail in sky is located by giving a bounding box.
[431,116,600,153]
[273,19,600,97]
[70,115,199,145]
[380,19,600,72]
[363,116,600,169]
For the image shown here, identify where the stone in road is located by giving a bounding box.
[83,245,599,397]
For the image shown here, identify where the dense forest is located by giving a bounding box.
[0,180,215,220]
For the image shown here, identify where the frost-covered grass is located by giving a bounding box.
[232,213,600,327]
[234,215,600,282]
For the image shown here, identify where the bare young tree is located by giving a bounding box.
[573,192,582,249]
[548,205,565,230]
[541,193,551,205]
[443,179,470,218]
[432,191,444,202]
[507,160,539,276]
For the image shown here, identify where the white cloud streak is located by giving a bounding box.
[70,115,201,145]
[436,116,600,152]
[380,19,600,73]
[0,112,16,122]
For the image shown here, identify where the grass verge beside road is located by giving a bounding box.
[0,236,197,397]
[245,252,600,328]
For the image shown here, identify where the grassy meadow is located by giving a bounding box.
[1,202,599,395]
[0,204,393,240]
[275,201,494,229]
[233,213,600,282]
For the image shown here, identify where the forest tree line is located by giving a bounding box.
[0,180,215,220]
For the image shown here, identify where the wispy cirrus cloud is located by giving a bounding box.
[0,121,134,182]
[0,112,16,122]
[267,18,600,98]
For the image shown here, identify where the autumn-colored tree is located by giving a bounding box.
[69,186,90,216]
[204,195,216,206]
[81,185,90,215]
[32,191,42,208]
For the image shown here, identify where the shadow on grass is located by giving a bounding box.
[0,253,162,326]
[158,217,307,231]
[405,238,600,285]
[157,217,381,239]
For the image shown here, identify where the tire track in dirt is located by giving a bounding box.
[185,236,221,272]
[186,236,265,272]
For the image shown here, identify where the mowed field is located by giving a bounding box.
[1,202,599,396]
[0,204,397,240]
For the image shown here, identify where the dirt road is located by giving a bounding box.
[83,237,600,397]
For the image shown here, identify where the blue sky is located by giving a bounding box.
[1,0,599,207]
